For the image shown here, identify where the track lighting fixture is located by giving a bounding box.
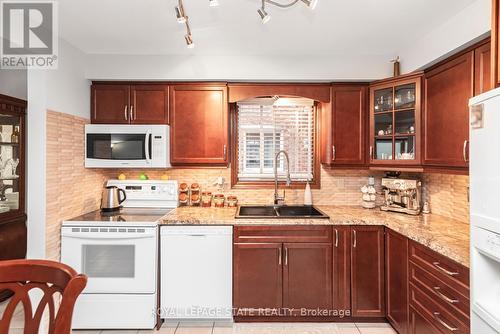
[208,0,219,7]
[257,6,271,24]
[175,0,186,23]
[174,0,318,47]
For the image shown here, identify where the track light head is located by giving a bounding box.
[300,0,318,10]
[185,34,195,48]
[209,0,219,7]
[175,5,186,23]
[257,7,271,24]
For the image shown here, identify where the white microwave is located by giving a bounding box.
[85,124,171,168]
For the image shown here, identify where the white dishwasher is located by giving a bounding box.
[160,226,233,320]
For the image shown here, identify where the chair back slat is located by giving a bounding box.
[0,260,87,334]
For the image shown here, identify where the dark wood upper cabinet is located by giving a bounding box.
[333,226,351,313]
[282,243,333,312]
[386,228,409,334]
[233,243,283,313]
[424,51,473,169]
[351,226,385,318]
[323,85,367,166]
[91,84,130,124]
[369,73,422,167]
[130,85,169,124]
[169,85,228,166]
[474,41,492,96]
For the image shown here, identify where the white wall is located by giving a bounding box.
[26,38,90,259]
[85,54,393,82]
[399,0,491,73]
[0,69,27,100]
[45,40,91,118]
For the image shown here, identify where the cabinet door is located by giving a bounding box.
[283,243,332,312]
[386,229,409,334]
[424,52,473,168]
[333,226,351,313]
[330,85,367,165]
[91,84,130,124]
[474,42,492,96]
[233,243,283,313]
[130,85,169,124]
[351,226,385,317]
[170,85,228,165]
[409,306,442,334]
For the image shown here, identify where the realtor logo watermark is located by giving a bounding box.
[1,1,58,69]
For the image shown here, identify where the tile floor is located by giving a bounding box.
[71,321,397,334]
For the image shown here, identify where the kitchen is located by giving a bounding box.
[0,0,499,333]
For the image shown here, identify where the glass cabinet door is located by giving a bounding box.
[0,113,22,215]
[370,78,420,165]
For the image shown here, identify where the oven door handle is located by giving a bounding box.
[145,131,152,164]
[62,233,156,240]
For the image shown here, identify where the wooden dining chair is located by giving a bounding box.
[0,259,87,334]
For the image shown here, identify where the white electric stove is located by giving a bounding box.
[61,180,178,330]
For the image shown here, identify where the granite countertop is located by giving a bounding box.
[160,205,470,268]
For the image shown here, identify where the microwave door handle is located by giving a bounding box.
[145,131,152,163]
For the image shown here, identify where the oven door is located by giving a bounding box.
[85,129,152,168]
[61,226,157,294]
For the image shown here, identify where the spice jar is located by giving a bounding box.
[227,196,238,208]
[201,192,212,207]
[214,194,225,208]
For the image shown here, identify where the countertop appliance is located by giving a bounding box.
[61,179,178,330]
[100,185,127,211]
[380,177,422,215]
[85,124,170,168]
[470,88,500,334]
[160,226,233,320]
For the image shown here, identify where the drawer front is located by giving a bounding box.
[409,262,470,321]
[234,226,333,243]
[409,305,444,334]
[410,283,470,334]
[409,241,469,295]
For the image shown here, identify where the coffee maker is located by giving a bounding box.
[381,177,422,215]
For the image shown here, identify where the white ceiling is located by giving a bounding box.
[59,0,477,56]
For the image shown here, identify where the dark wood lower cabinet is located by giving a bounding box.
[351,226,385,318]
[233,243,283,313]
[283,243,333,312]
[333,227,351,313]
[386,228,409,334]
[0,216,27,301]
[409,306,442,334]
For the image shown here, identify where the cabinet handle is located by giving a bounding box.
[124,106,128,121]
[332,145,336,161]
[284,247,288,266]
[463,140,469,162]
[130,105,135,121]
[223,145,227,160]
[353,230,357,248]
[433,312,458,332]
[433,287,459,304]
[334,229,339,248]
[433,262,459,276]
[278,247,282,265]
[369,146,374,160]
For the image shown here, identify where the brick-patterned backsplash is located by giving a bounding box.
[46,111,110,260]
[46,113,470,261]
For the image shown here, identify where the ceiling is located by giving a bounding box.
[59,0,477,56]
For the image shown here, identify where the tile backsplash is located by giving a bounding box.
[46,111,470,258]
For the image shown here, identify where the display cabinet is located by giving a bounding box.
[369,73,422,167]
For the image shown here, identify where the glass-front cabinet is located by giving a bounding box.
[369,74,422,166]
[0,95,26,219]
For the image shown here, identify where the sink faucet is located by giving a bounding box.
[274,150,292,206]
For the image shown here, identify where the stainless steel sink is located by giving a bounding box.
[235,205,329,219]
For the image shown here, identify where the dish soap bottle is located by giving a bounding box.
[304,181,312,205]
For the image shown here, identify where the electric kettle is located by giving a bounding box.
[101,186,127,212]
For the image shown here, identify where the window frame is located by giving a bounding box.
[230,101,321,190]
